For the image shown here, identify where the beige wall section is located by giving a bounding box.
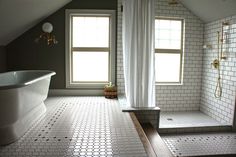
[6,0,117,89]
[0,46,6,72]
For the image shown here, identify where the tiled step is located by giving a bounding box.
[159,125,232,134]
[142,123,173,157]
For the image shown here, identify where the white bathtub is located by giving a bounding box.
[0,70,55,145]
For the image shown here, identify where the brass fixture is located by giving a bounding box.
[212,31,222,98]
[220,21,230,60]
[222,21,230,26]
[214,76,222,99]
[212,21,230,99]
[222,22,230,60]
[211,59,220,69]
[209,21,231,98]
[35,22,58,45]
[168,0,178,5]
[203,44,212,49]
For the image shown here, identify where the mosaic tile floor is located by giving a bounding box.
[162,133,236,157]
[0,97,147,157]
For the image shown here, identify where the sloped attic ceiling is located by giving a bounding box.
[0,0,71,46]
[1,0,235,45]
[180,0,236,23]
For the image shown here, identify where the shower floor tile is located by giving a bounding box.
[160,111,230,128]
[0,96,147,157]
[162,132,236,157]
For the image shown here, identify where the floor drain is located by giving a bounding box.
[167,118,173,121]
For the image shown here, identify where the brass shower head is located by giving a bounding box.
[168,0,178,5]
[222,21,230,26]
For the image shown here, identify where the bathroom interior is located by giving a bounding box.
[0,0,236,156]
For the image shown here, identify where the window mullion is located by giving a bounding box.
[155,49,181,54]
[72,47,110,52]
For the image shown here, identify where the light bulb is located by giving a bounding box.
[42,22,53,33]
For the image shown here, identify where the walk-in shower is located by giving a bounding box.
[159,19,236,133]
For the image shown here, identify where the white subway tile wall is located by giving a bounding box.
[117,0,125,94]
[117,0,204,111]
[200,15,236,124]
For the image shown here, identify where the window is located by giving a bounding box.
[66,10,116,88]
[155,18,184,84]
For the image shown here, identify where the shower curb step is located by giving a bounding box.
[158,125,232,134]
[142,123,173,157]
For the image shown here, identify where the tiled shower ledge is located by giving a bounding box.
[118,95,160,111]
[118,95,160,129]
[159,111,231,133]
[0,96,147,157]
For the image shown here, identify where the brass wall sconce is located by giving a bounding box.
[35,22,58,45]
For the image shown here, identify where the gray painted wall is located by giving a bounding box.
[6,0,117,89]
[0,46,6,72]
[0,0,71,45]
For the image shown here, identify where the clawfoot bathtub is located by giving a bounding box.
[0,70,55,145]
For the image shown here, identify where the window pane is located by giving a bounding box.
[157,40,170,49]
[170,20,181,30]
[155,53,181,82]
[72,51,109,82]
[158,20,171,29]
[159,30,170,40]
[72,17,109,47]
[171,30,181,40]
[155,19,182,49]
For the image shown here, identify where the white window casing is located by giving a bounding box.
[65,9,116,89]
[155,17,184,85]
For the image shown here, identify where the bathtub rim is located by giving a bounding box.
[0,70,56,90]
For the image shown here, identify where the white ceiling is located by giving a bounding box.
[0,0,71,46]
[180,0,236,23]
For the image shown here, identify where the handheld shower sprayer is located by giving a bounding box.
[213,31,222,98]
[212,21,230,98]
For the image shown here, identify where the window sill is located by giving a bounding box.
[66,82,108,89]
